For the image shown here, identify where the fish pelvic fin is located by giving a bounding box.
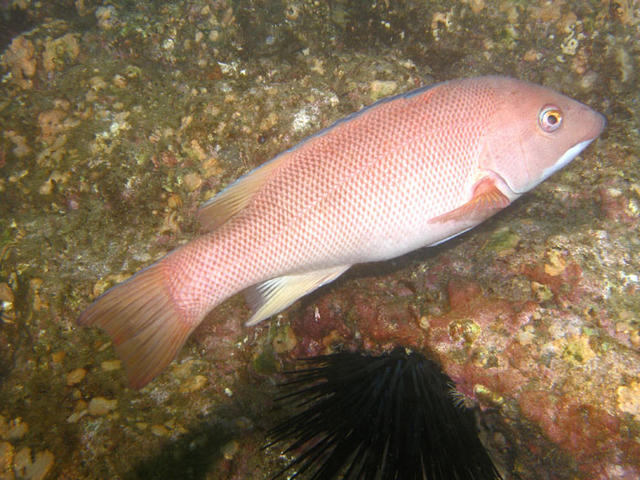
[196,151,287,232]
[244,265,351,327]
[78,262,198,389]
[430,177,511,224]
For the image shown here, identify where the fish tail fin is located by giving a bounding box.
[78,261,198,389]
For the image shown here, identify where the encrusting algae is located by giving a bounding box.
[0,1,639,479]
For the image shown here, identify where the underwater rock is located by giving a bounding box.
[12,447,54,480]
[1,35,36,89]
[87,397,117,416]
[617,379,640,421]
[369,79,397,101]
[100,360,121,372]
[178,374,207,393]
[95,5,117,30]
[65,368,86,386]
[0,441,14,478]
[3,131,32,158]
[42,33,79,73]
[0,1,634,479]
[0,283,14,304]
[37,109,67,145]
[6,418,28,441]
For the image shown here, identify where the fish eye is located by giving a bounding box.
[539,106,563,133]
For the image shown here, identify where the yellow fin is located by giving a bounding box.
[196,153,288,232]
[78,263,197,389]
[244,265,351,326]
[430,178,510,224]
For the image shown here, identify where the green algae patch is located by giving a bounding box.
[485,227,520,255]
[252,344,278,375]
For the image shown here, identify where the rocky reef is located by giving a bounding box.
[0,0,638,479]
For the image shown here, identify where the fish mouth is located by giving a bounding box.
[532,137,596,193]
[488,135,598,197]
[509,114,605,196]
[590,111,607,140]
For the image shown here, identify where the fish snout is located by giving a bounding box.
[577,104,606,143]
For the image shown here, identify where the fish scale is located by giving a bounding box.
[78,76,605,388]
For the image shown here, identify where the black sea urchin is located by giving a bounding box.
[267,349,502,480]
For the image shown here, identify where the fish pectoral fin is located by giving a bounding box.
[429,178,511,224]
[196,152,288,232]
[244,265,351,326]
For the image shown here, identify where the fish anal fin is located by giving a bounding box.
[244,265,351,327]
[196,153,288,232]
[78,263,197,389]
[430,178,510,224]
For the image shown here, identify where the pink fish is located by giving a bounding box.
[78,76,605,388]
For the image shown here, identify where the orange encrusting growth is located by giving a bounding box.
[78,76,605,388]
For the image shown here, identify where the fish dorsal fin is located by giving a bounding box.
[196,153,287,232]
[244,265,351,326]
[430,177,510,224]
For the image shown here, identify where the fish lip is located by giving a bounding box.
[512,137,596,195]
[589,111,607,140]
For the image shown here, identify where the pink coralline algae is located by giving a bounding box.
[273,269,640,479]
